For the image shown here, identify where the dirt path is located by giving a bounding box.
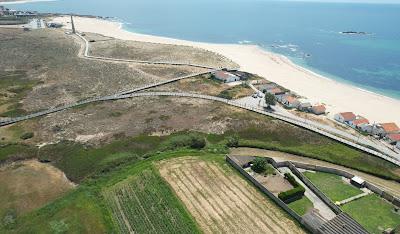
[158,157,305,234]
[231,148,400,197]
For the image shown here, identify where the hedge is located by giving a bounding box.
[278,173,306,203]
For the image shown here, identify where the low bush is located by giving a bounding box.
[278,173,305,203]
[161,133,206,150]
[20,132,34,140]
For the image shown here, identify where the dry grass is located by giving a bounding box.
[158,157,305,234]
[88,33,238,69]
[0,28,205,114]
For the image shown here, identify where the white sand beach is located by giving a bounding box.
[53,16,400,125]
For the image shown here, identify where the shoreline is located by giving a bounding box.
[0,0,54,5]
[53,16,400,126]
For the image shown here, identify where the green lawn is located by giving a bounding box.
[304,171,363,202]
[342,194,400,233]
[288,196,314,216]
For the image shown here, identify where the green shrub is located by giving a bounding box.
[226,134,239,147]
[162,133,206,150]
[278,173,305,203]
[20,132,34,140]
[251,157,267,173]
[278,186,306,203]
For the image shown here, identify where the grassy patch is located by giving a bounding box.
[3,189,112,233]
[0,70,40,118]
[304,171,363,202]
[217,83,252,100]
[342,194,400,233]
[237,138,400,181]
[288,196,313,216]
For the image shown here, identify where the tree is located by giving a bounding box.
[251,158,267,173]
[264,93,276,108]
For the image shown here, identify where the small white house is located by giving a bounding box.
[334,112,356,124]
[212,71,240,83]
[349,117,369,129]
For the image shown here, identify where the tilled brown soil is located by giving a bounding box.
[158,157,305,234]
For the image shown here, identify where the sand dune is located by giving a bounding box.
[53,16,400,125]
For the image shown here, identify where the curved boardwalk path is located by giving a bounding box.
[1,32,399,166]
[76,33,220,70]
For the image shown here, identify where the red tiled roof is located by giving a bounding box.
[380,123,400,133]
[388,134,400,142]
[312,105,326,113]
[214,71,230,80]
[269,88,284,94]
[352,118,369,126]
[285,96,298,104]
[339,112,356,121]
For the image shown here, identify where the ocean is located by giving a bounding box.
[6,0,400,99]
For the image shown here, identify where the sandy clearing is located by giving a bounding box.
[158,157,305,234]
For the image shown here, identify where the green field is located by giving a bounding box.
[304,171,362,202]
[342,194,400,233]
[287,196,314,216]
[103,168,200,234]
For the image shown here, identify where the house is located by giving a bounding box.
[397,141,400,150]
[350,117,369,129]
[266,87,286,96]
[372,122,400,137]
[350,176,365,188]
[386,134,400,145]
[311,105,326,115]
[380,122,400,135]
[258,83,277,93]
[334,112,356,124]
[212,71,240,83]
[297,102,312,112]
[281,95,300,108]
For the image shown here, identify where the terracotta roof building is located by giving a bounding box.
[311,105,326,115]
[334,112,356,123]
[380,122,400,134]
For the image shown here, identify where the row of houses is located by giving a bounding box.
[334,112,400,149]
[258,83,326,115]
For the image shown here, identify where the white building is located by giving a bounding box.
[212,71,240,83]
[334,112,356,124]
[397,141,400,150]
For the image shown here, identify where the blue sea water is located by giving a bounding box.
[6,0,400,99]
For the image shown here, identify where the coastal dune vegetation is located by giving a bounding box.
[0,24,399,233]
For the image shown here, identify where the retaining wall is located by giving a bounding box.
[226,155,303,224]
[281,158,400,208]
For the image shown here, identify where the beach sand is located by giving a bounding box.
[53,16,400,125]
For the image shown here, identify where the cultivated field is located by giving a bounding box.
[103,168,199,234]
[158,157,305,234]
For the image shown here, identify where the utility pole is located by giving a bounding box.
[70,14,76,34]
